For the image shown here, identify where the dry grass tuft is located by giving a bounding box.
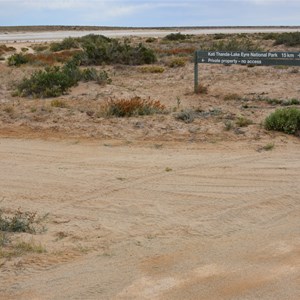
[138,65,165,73]
[104,97,166,117]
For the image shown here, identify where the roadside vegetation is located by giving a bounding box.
[14,61,111,98]
[265,108,300,135]
[1,31,299,141]
[0,208,46,259]
[209,37,262,52]
[103,97,166,117]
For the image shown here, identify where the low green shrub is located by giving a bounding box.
[80,41,156,65]
[224,120,234,131]
[262,143,275,151]
[264,108,300,135]
[51,34,156,66]
[175,109,195,123]
[0,209,38,233]
[7,53,29,66]
[50,37,80,52]
[15,60,111,98]
[164,33,189,41]
[260,32,279,40]
[145,37,156,43]
[236,116,253,127]
[213,33,229,40]
[80,68,112,84]
[274,32,300,46]
[16,66,75,98]
[258,97,300,106]
[282,98,300,106]
[210,38,262,51]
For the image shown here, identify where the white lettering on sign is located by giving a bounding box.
[247,60,262,64]
[282,53,295,58]
[221,59,238,64]
[208,58,221,63]
[241,52,250,58]
[250,52,267,58]
[268,53,278,58]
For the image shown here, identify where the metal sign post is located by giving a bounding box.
[194,50,300,93]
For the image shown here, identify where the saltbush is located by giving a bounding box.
[0,209,37,233]
[264,108,300,135]
[274,32,300,46]
[210,38,262,51]
[7,53,29,66]
[164,33,189,41]
[15,60,111,98]
[50,37,80,52]
[80,68,111,84]
[51,34,156,66]
[175,109,195,123]
[16,66,74,98]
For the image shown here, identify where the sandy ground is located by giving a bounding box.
[0,138,299,299]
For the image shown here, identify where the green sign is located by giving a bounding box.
[194,51,300,92]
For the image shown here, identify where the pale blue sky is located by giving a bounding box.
[0,0,299,27]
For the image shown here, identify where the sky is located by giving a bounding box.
[0,0,299,27]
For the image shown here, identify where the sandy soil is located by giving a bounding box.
[0,138,299,299]
[0,32,299,299]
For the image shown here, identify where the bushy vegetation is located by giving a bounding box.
[260,32,279,41]
[274,32,300,46]
[167,57,186,68]
[16,66,75,98]
[7,53,29,66]
[210,38,262,51]
[145,37,156,43]
[104,97,166,117]
[80,68,111,84]
[15,60,111,98]
[50,99,69,108]
[50,34,156,66]
[164,33,190,41]
[258,97,300,106]
[236,116,253,127]
[175,109,196,123]
[138,65,165,73]
[0,209,38,233]
[265,108,300,135]
[8,50,82,66]
[50,37,80,51]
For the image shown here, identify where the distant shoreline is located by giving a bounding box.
[1,26,299,43]
[1,25,300,33]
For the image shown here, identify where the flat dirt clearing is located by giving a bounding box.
[1,138,299,299]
